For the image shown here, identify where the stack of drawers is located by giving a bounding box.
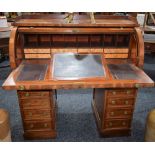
[17,90,56,139]
[102,88,137,137]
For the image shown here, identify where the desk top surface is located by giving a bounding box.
[13,14,138,28]
[2,53,154,90]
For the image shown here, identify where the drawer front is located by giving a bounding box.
[20,98,51,109]
[145,43,155,51]
[106,108,133,119]
[24,121,54,131]
[107,98,134,107]
[18,91,50,99]
[107,89,136,97]
[104,119,131,129]
[23,109,52,120]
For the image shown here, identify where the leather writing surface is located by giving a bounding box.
[108,64,141,80]
[53,53,105,80]
[16,64,47,81]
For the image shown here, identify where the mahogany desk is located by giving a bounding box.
[2,14,154,139]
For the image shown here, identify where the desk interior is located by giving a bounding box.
[53,53,105,80]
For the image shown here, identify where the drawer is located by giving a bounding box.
[104,119,131,129]
[107,98,135,107]
[145,43,155,51]
[23,109,52,120]
[18,91,50,99]
[24,121,54,131]
[107,89,136,97]
[20,98,51,109]
[106,108,133,119]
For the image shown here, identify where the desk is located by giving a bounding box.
[2,14,154,139]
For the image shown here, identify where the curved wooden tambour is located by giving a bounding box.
[9,27,18,69]
[134,27,144,68]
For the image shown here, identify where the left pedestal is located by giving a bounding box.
[17,90,57,140]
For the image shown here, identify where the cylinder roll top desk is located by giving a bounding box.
[2,14,154,139]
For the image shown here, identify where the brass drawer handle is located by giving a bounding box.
[125,101,129,105]
[122,122,126,126]
[112,91,116,95]
[135,84,140,88]
[44,123,48,128]
[110,112,114,116]
[25,92,29,97]
[124,111,128,115]
[30,124,34,128]
[111,100,116,105]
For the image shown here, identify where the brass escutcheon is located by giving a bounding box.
[19,85,25,90]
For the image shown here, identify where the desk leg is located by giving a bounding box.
[92,88,137,137]
[17,90,57,139]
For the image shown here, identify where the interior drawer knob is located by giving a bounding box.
[29,112,33,116]
[109,122,113,127]
[44,123,48,128]
[30,124,34,128]
[43,112,48,116]
[127,90,131,94]
[125,101,129,105]
[112,91,116,95]
[110,112,114,116]
[122,122,126,126]
[111,100,116,105]
[124,111,128,115]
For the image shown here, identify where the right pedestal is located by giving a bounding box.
[92,88,137,137]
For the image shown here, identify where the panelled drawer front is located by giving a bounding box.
[106,108,133,119]
[107,89,136,97]
[24,121,54,131]
[18,91,50,99]
[107,98,134,107]
[104,119,131,129]
[21,98,51,109]
[23,109,52,120]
